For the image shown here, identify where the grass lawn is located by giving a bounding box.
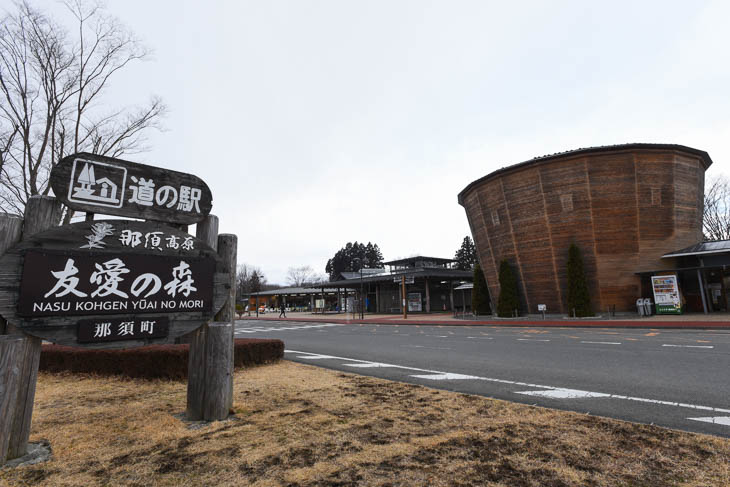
[2,361,729,486]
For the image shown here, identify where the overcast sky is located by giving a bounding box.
[31,0,730,284]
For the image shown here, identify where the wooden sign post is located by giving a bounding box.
[0,155,236,465]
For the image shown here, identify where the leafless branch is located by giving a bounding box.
[0,0,164,213]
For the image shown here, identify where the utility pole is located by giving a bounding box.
[402,275,408,319]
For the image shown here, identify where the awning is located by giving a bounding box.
[662,240,730,259]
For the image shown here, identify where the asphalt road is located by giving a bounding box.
[235,319,730,438]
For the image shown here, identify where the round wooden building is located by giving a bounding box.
[458,143,712,314]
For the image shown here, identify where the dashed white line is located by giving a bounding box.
[688,416,730,426]
[516,388,610,399]
[517,338,550,342]
[286,350,730,417]
[581,341,622,345]
[410,373,482,381]
[662,344,714,349]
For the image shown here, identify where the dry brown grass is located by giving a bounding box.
[1,361,729,486]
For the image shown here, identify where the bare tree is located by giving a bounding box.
[703,174,730,241]
[237,263,267,296]
[286,265,327,287]
[0,0,165,215]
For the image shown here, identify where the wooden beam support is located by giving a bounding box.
[0,213,23,336]
[4,195,62,462]
[215,234,237,410]
[203,322,233,420]
[0,336,25,464]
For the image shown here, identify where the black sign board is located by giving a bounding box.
[77,317,169,343]
[17,251,215,317]
[50,153,213,224]
[0,220,228,349]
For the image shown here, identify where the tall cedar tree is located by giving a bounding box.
[472,263,491,315]
[454,236,477,270]
[325,242,384,280]
[566,243,593,317]
[496,260,520,317]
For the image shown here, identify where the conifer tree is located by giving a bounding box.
[496,260,519,317]
[566,243,593,317]
[471,263,491,315]
[454,236,477,270]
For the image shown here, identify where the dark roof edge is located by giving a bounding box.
[457,143,713,205]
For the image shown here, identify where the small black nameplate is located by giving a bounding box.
[77,316,169,343]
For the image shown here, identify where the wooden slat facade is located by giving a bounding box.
[459,145,709,313]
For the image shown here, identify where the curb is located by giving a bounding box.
[237,316,730,329]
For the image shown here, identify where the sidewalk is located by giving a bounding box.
[239,311,730,329]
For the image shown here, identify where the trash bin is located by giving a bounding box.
[642,298,653,316]
[636,298,645,317]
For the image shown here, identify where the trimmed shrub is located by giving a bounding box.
[472,263,491,315]
[496,260,519,317]
[566,243,593,317]
[39,338,284,380]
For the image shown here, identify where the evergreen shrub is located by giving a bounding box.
[496,260,520,317]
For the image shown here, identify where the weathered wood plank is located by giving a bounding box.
[50,152,212,224]
[22,195,63,238]
[0,336,24,464]
[202,322,233,421]
[186,324,207,420]
[0,213,22,257]
[6,336,40,460]
[215,234,237,409]
[0,213,22,335]
[196,215,219,251]
[5,196,60,461]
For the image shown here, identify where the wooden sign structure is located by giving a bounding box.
[50,153,213,224]
[1,154,236,466]
[0,220,227,349]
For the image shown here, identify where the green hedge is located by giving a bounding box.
[39,338,284,380]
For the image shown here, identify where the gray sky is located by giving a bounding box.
[33,0,730,284]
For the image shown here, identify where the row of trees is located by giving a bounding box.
[325,241,384,280]
[1,1,165,216]
[472,243,593,318]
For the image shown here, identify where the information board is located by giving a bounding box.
[407,292,422,312]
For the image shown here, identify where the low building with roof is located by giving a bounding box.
[249,256,474,315]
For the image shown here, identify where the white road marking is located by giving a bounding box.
[467,337,494,340]
[344,363,393,368]
[286,349,730,417]
[687,416,730,426]
[410,373,483,381]
[235,323,343,334]
[517,338,550,342]
[581,341,622,345]
[516,388,611,399]
[662,344,714,349]
[295,354,338,360]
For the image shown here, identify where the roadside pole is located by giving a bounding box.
[402,275,407,319]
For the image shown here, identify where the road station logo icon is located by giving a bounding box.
[68,158,127,208]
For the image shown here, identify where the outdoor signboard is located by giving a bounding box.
[0,220,228,348]
[650,274,682,314]
[50,153,213,224]
[394,276,415,284]
[407,292,422,312]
